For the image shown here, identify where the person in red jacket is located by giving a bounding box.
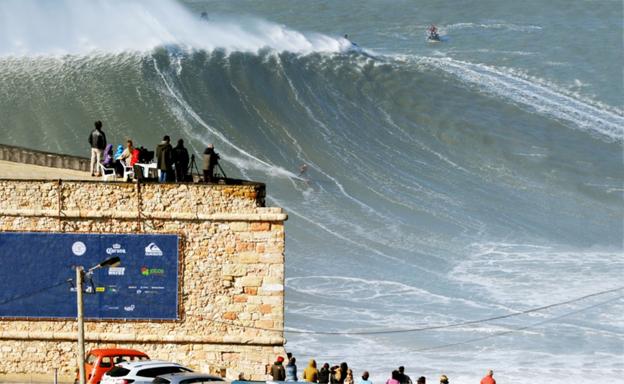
[130,147,140,166]
[480,370,496,384]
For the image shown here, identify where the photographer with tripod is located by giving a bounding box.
[202,144,225,183]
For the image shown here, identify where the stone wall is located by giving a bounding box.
[0,179,287,382]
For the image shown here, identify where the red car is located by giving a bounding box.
[76,348,150,384]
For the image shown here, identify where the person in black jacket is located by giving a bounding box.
[398,366,412,384]
[318,363,331,384]
[172,139,190,182]
[88,120,107,176]
[155,135,173,182]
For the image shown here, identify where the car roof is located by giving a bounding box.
[88,348,149,357]
[116,360,186,369]
[231,382,289,384]
[156,372,224,381]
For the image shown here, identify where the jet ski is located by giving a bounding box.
[427,32,441,42]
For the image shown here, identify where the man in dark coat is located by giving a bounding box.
[172,139,190,182]
[88,120,107,177]
[202,144,220,183]
[318,363,331,384]
[155,135,173,182]
[398,366,412,384]
[271,356,286,381]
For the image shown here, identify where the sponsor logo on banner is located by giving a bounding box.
[106,286,119,294]
[145,243,163,256]
[124,304,135,312]
[72,241,86,256]
[103,305,119,311]
[108,267,125,276]
[141,267,165,276]
[106,243,126,255]
[95,287,106,293]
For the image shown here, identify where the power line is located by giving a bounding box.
[199,285,624,335]
[412,293,624,352]
[2,278,621,342]
[300,294,624,360]
[0,281,67,307]
[285,285,624,335]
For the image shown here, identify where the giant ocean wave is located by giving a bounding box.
[1,1,623,383]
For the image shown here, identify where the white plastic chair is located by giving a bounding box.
[98,162,117,181]
[122,164,134,181]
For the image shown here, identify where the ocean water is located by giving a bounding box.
[1,1,623,382]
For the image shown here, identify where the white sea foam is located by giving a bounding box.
[0,0,343,56]
[446,22,543,32]
[287,276,486,308]
[451,242,624,308]
[409,56,624,142]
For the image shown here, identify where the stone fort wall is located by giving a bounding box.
[0,179,287,382]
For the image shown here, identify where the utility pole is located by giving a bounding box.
[76,266,86,384]
[73,256,120,384]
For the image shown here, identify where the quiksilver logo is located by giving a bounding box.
[145,243,163,256]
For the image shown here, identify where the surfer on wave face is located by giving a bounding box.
[343,34,360,50]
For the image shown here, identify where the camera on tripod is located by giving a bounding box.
[200,145,226,183]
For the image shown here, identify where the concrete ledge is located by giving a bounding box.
[0,331,284,346]
[0,208,288,222]
[0,143,90,172]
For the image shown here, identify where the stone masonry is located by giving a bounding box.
[0,179,287,382]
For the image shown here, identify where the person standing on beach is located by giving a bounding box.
[339,363,349,384]
[386,371,400,384]
[303,359,319,382]
[330,365,341,384]
[479,370,496,384]
[88,120,106,176]
[318,363,331,384]
[358,371,373,384]
[397,366,412,384]
[271,356,286,381]
[416,377,426,384]
[155,135,173,182]
[286,356,299,381]
[344,369,354,384]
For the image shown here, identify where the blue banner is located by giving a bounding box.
[0,232,179,320]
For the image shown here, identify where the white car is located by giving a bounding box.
[101,360,193,384]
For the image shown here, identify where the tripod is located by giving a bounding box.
[189,154,201,182]
[215,161,227,179]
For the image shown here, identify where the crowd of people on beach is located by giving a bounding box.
[87,120,221,182]
[269,354,497,384]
